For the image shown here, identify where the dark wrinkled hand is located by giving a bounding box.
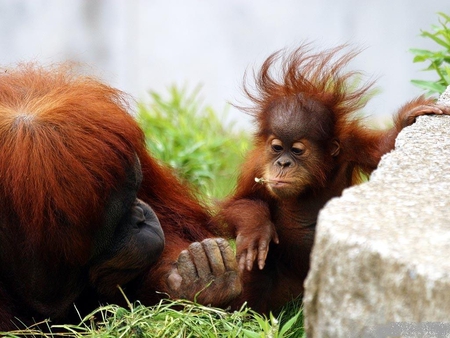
[167,238,242,307]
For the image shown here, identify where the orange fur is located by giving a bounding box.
[217,44,444,313]
[0,64,142,263]
[0,64,217,330]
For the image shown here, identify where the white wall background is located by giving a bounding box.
[1,0,448,129]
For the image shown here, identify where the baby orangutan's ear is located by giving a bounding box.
[331,139,340,157]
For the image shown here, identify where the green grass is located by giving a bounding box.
[1,298,303,337]
[137,85,251,200]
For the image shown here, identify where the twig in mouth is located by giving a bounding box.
[254,177,275,184]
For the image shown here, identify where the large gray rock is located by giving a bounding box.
[303,88,450,337]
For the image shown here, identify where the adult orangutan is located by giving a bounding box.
[217,44,450,313]
[0,64,240,330]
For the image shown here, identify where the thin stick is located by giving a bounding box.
[254,177,275,184]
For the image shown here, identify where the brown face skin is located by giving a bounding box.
[261,98,340,199]
[264,136,312,197]
[263,135,338,199]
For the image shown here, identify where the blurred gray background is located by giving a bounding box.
[1,0,448,129]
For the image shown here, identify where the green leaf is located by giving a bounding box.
[437,12,450,22]
[278,311,301,337]
[411,79,446,94]
[412,55,431,63]
[242,329,263,338]
[410,48,436,57]
[443,65,450,85]
[421,31,450,49]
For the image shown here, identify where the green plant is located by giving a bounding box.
[1,299,304,337]
[410,12,450,95]
[137,85,250,200]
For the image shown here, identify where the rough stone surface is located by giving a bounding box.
[303,87,450,338]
